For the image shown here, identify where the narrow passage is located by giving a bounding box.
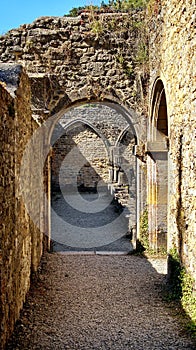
[6,253,195,350]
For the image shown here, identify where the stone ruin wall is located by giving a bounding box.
[0,12,148,227]
[0,11,148,131]
[148,0,196,286]
[0,65,46,350]
[58,104,129,143]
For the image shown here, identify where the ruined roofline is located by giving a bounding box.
[1,10,144,36]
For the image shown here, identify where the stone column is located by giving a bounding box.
[108,167,114,182]
[113,166,119,182]
[146,141,168,252]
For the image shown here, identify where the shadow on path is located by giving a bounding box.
[51,191,133,253]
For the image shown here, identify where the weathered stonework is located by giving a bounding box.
[0,65,46,349]
[0,13,148,348]
[0,12,148,134]
[52,125,109,189]
[51,104,136,187]
[0,1,195,346]
[147,0,196,287]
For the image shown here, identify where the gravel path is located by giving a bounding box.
[6,253,196,350]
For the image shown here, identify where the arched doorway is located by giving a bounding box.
[48,102,139,252]
[147,79,168,252]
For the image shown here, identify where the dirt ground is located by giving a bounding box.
[6,252,196,350]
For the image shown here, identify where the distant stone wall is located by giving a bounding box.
[0,64,45,350]
[148,0,195,286]
[52,125,109,190]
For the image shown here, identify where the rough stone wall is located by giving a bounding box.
[148,0,195,285]
[0,73,16,350]
[0,1,194,344]
[58,104,129,144]
[52,125,109,190]
[0,12,147,142]
[0,65,44,350]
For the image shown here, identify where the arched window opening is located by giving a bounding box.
[157,89,168,137]
[147,79,169,253]
[151,79,168,141]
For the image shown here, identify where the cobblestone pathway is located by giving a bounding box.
[6,253,196,350]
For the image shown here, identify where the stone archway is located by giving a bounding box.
[146,78,169,252]
[46,101,141,250]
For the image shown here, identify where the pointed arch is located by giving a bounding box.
[62,117,111,157]
[147,78,169,252]
[150,78,168,141]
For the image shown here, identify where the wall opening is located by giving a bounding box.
[151,79,168,141]
[147,79,168,252]
[48,102,138,252]
[157,88,168,137]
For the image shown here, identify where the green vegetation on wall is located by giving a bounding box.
[108,0,148,11]
[64,0,150,80]
[139,208,149,250]
[181,269,196,330]
[167,247,196,335]
[65,1,149,17]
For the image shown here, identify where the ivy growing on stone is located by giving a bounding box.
[167,247,196,336]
